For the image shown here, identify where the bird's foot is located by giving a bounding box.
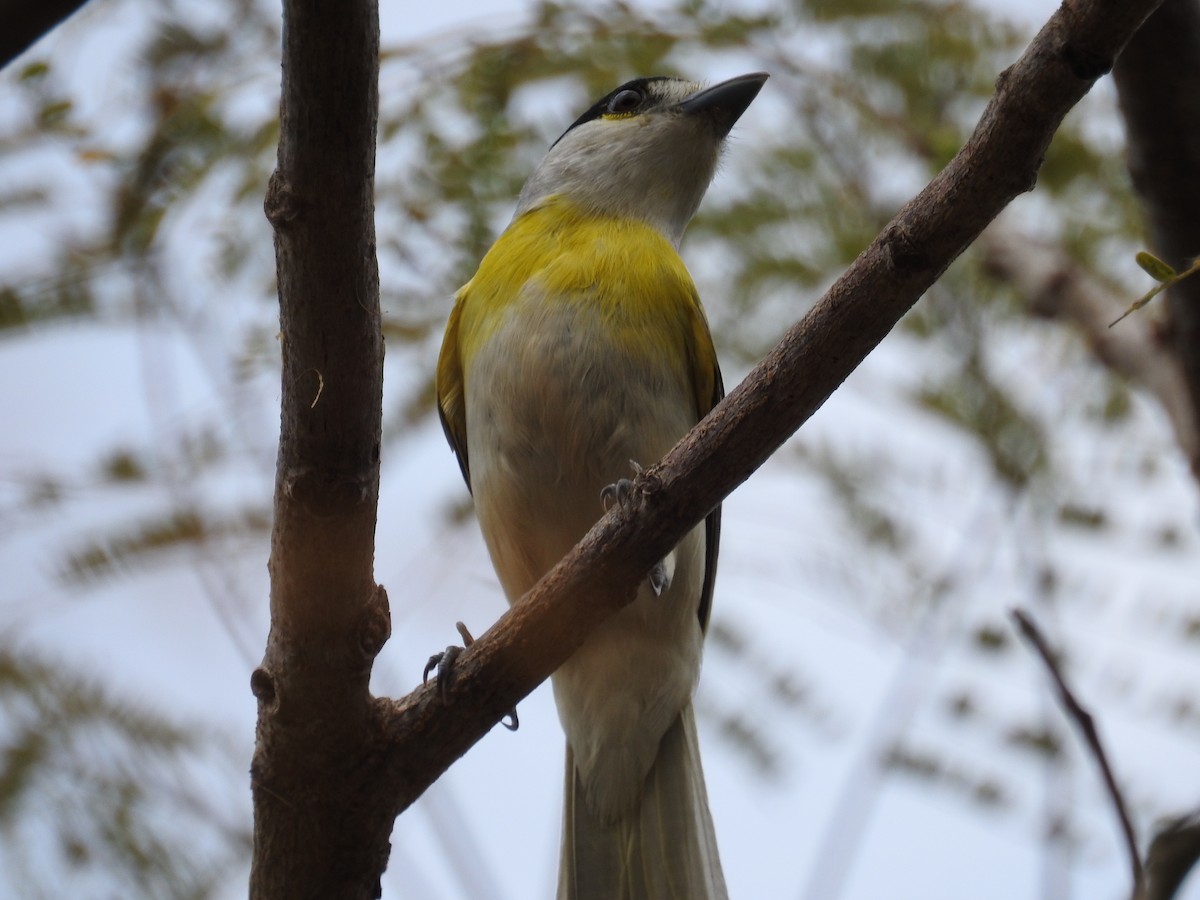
[600,460,646,512]
[600,461,673,596]
[423,621,519,731]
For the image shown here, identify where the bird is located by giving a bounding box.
[435,71,767,900]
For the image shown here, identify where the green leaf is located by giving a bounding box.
[1111,253,1200,326]
[1136,250,1177,282]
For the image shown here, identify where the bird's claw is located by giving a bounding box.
[600,461,675,597]
[423,645,462,701]
[601,460,646,511]
[600,478,635,511]
[422,622,519,731]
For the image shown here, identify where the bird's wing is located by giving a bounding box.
[687,303,724,633]
[435,291,472,491]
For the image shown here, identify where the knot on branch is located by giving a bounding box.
[251,666,277,706]
[264,170,302,228]
[1059,41,1112,81]
[356,585,392,663]
[881,222,929,272]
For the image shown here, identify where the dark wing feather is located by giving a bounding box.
[437,400,471,493]
[435,295,472,492]
[697,361,724,632]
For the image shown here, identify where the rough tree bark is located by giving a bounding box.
[249,0,1165,896]
[249,0,389,896]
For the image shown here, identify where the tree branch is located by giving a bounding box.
[372,0,1165,820]
[250,0,387,896]
[0,0,91,70]
[1137,813,1200,900]
[979,227,1200,469]
[1113,0,1200,478]
[1011,608,1143,897]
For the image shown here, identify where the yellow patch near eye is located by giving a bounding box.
[600,112,638,121]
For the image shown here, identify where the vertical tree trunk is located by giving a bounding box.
[250,0,392,896]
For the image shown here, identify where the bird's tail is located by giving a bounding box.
[557,703,727,900]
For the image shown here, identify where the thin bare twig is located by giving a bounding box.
[1011,607,1144,896]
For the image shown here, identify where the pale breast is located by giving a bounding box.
[465,291,696,600]
[464,285,710,818]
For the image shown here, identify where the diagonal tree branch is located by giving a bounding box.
[1113,0,1200,478]
[372,0,1166,819]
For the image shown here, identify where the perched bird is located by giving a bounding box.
[436,72,767,900]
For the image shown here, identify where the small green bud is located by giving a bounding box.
[1135,251,1176,282]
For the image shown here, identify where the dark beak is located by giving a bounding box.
[679,72,768,136]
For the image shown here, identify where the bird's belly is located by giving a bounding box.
[464,297,707,816]
[465,299,695,599]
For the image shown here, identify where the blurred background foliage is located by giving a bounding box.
[0,649,250,899]
[1,0,1195,895]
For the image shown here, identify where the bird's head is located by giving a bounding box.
[514,72,768,245]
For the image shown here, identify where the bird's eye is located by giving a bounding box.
[607,89,642,114]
